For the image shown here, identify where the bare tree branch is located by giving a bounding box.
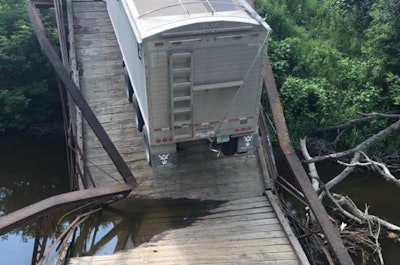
[333,193,400,232]
[325,152,361,191]
[338,152,400,188]
[300,138,321,193]
[314,112,400,133]
[305,119,400,164]
[368,218,384,265]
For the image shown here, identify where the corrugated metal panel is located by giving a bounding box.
[145,31,267,141]
[148,51,170,130]
[193,44,257,84]
[192,41,264,123]
[133,0,238,17]
[121,0,267,40]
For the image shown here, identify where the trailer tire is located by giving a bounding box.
[143,127,152,166]
[132,95,144,132]
[124,67,133,103]
[221,137,238,156]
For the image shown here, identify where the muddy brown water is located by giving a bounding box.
[0,135,222,264]
[278,156,400,265]
[1,135,399,264]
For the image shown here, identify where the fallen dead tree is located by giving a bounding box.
[298,113,400,264]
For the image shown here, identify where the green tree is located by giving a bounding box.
[0,0,59,131]
[256,0,399,150]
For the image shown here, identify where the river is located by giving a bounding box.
[0,135,69,265]
[0,135,399,264]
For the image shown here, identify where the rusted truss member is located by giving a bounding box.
[0,184,131,235]
[263,56,354,264]
[25,0,136,187]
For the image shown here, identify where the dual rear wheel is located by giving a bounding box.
[124,66,149,164]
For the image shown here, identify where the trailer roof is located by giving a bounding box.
[123,0,270,41]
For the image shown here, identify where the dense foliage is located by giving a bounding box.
[257,0,400,150]
[0,0,59,131]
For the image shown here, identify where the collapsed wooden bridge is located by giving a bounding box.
[0,0,355,264]
[63,1,308,263]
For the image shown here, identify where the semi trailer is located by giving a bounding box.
[106,0,271,166]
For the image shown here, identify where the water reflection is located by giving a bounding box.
[69,198,224,257]
[0,135,69,264]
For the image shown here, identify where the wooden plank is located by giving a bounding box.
[86,152,145,167]
[78,57,122,70]
[141,237,291,249]
[93,246,297,260]
[73,11,109,21]
[73,31,119,42]
[85,146,142,159]
[76,45,121,56]
[73,15,110,25]
[72,1,107,13]
[77,52,122,64]
[74,25,115,35]
[132,218,281,236]
[70,260,300,265]
[69,247,298,262]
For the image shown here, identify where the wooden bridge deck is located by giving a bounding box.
[67,0,309,264]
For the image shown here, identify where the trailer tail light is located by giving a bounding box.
[234,127,252,133]
[233,35,243,40]
[172,41,182,46]
[250,33,259,39]
[154,42,164,47]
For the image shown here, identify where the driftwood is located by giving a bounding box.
[314,112,400,133]
[299,113,400,265]
[305,119,400,164]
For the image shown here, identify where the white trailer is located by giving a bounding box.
[106,0,271,167]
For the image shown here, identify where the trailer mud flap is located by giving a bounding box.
[237,133,258,153]
[151,152,177,167]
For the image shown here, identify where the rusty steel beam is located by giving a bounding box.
[263,56,354,264]
[0,184,132,235]
[31,0,53,6]
[25,1,136,186]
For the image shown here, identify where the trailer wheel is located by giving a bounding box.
[132,95,144,132]
[124,67,133,103]
[221,137,238,156]
[143,127,152,166]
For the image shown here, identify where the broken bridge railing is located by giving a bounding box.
[260,55,354,265]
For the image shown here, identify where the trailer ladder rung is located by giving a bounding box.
[173,107,192,114]
[174,120,192,126]
[170,51,194,140]
[172,67,191,74]
[173,96,192,102]
[172,82,191,89]
[170,52,192,58]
